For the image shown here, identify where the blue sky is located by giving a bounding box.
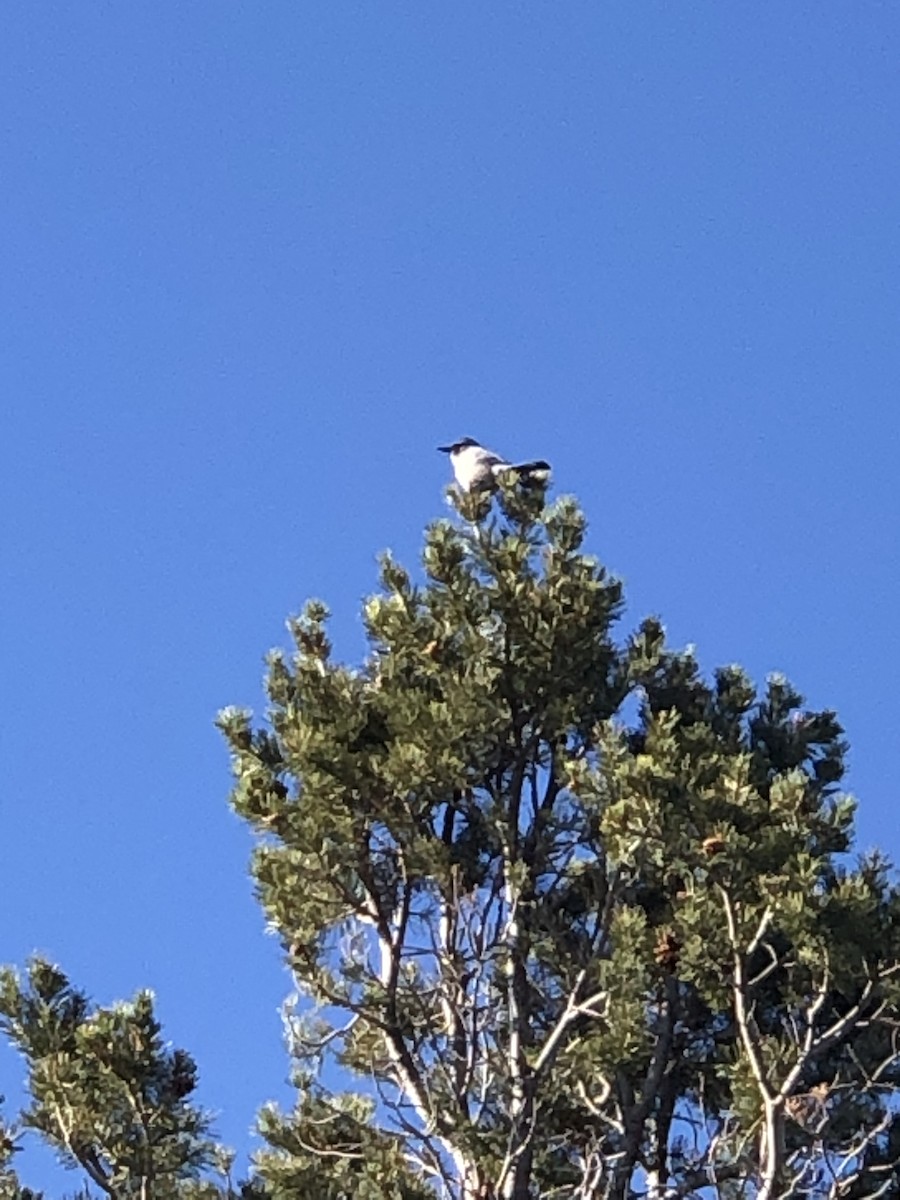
[2,2,899,1186]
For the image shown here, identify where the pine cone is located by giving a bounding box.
[654,929,681,971]
[702,834,727,856]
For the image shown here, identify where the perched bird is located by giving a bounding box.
[437,437,551,492]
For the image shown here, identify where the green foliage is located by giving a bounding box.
[220,482,900,1198]
[253,1090,433,1200]
[0,1102,39,1200]
[2,481,896,1199]
[0,962,218,1200]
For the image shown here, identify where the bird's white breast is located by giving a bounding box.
[451,444,501,490]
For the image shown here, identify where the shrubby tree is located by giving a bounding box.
[219,481,900,1200]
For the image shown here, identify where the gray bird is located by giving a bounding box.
[437,437,550,492]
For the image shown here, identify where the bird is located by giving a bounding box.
[437,438,551,492]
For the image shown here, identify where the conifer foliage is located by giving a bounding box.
[0,960,221,1200]
[1,483,898,1199]
[218,482,900,1199]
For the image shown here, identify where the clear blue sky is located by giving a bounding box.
[3,3,899,1186]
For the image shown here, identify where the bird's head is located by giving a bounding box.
[437,437,480,455]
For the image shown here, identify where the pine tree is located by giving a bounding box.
[220,481,900,1200]
[0,961,229,1200]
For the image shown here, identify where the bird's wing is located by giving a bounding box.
[482,450,510,472]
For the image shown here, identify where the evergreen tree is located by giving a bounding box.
[220,481,900,1200]
[0,961,229,1200]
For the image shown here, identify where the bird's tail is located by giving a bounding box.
[511,459,551,475]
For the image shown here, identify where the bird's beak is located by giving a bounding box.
[437,445,453,453]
